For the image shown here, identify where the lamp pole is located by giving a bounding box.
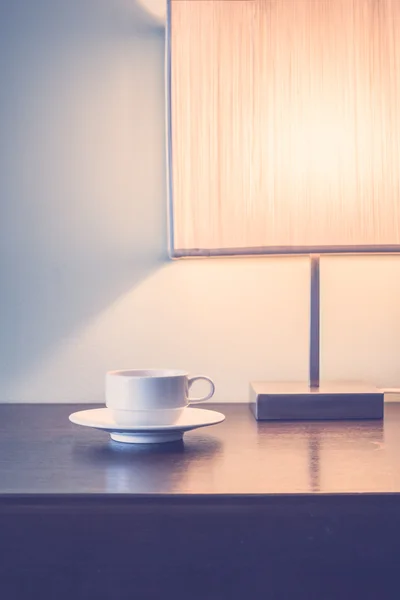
[309,254,320,389]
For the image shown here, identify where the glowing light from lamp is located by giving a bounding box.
[169,0,400,254]
[137,0,166,25]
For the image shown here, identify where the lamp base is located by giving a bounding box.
[250,381,383,421]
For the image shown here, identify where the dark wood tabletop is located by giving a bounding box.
[0,402,398,495]
[1,403,400,600]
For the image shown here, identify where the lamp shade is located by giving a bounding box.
[168,0,400,256]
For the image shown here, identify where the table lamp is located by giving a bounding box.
[165,0,400,420]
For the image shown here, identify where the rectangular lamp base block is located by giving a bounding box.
[250,381,384,421]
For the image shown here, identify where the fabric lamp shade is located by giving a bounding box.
[168,0,400,257]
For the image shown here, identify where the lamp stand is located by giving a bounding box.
[250,255,384,421]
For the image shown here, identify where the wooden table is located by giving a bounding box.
[1,403,400,599]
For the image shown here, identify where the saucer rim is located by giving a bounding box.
[69,406,225,432]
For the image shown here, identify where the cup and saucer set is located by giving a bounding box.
[69,369,225,444]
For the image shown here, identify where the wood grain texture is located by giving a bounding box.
[170,0,400,252]
[0,403,400,495]
[1,495,400,600]
[2,404,400,599]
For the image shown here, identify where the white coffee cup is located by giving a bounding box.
[105,369,215,426]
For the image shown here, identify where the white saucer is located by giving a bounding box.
[69,407,225,444]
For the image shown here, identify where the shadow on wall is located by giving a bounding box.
[0,0,167,392]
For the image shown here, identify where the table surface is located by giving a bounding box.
[1,402,399,496]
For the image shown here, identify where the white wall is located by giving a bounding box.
[0,0,399,403]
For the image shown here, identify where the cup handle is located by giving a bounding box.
[187,376,215,404]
